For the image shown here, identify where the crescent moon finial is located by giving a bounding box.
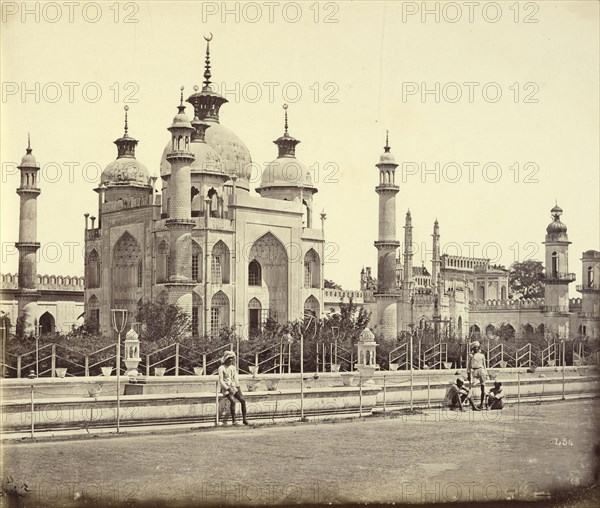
[204,32,213,42]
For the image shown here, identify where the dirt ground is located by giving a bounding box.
[2,399,599,507]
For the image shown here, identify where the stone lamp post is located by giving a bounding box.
[357,328,378,383]
[123,327,141,377]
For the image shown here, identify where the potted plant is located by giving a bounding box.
[193,366,204,376]
[443,361,453,370]
[249,365,259,377]
[154,367,167,376]
[388,363,399,371]
[330,363,341,373]
[101,366,113,377]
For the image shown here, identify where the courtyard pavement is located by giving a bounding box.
[1,399,599,506]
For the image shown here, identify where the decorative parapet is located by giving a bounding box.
[1,273,84,291]
[469,297,545,311]
[324,289,364,303]
[101,193,161,214]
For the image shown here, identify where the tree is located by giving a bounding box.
[137,301,191,343]
[509,260,544,299]
[324,279,342,290]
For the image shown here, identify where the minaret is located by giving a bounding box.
[402,210,414,291]
[431,219,441,294]
[16,136,41,336]
[374,131,400,340]
[542,204,575,337]
[165,88,196,314]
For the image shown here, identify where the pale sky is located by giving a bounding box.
[1,1,599,294]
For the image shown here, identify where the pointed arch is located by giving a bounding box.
[39,311,55,334]
[88,295,100,329]
[249,232,289,323]
[485,324,496,338]
[304,295,320,319]
[304,249,320,288]
[192,241,202,283]
[192,292,203,338]
[248,297,262,335]
[469,324,481,339]
[551,252,558,277]
[248,260,262,286]
[87,249,101,288]
[156,240,169,283]
[211,291,230,337]
[211,240,230,284]
[112,232,142,325]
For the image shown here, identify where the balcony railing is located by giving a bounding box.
[541,305,570,314]
[544,273,576,283]
[576,285,600,292]
[578,312,599,319]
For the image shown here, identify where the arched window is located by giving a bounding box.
[192,241,202,283]
[523,324,534,338]
[248,297,262,334]
[588,266,594,287]
[156,240,169,283]
[211,291,230,338]
[304,249,320,288]
[500,286,507,300]
[137,260,143,288]
[469,324,481,339]
[112,232,142,317]
[457,316,463,339]
[551,252,558,277]
[248,260,261,286]
[39,312,55,334]
[208,188,220,218]
[478,285,485,300]
[304,296,320,319]
[88,295,100,330]
[87,250,100,288]
[211,241,230,284]
[485,324,496,338]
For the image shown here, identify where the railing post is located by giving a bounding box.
[202,354,207,376]
[51,345,56,377]
[383,375,386,413]
[85,356,89,377]
[175,343,180,376]
[146,354,150,377]
[17,355,22,378]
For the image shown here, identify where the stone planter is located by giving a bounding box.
[547,360,556,367]
[246,379,260,392]
[443,362,453,370]
[498,361,508,369]
[101,367,113,377]
[265,379,279,391]
[388,363,399,371]
[54,368,68,378]
[249,366,259,376]
[154,367,166,377]
[331,363,341,373]
[193,367,204,376]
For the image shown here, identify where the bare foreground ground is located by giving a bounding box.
[1,399,599,507]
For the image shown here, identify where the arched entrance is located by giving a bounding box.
[39,312,55,334]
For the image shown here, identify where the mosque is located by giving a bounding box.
[2,39,599,345]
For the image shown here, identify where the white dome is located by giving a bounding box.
[259,157,314,189]
[101,158,150,186]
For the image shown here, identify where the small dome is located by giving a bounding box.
[20,151,38,167]
[551,205,563,215]
[358,328,375,342]
[125,328,138,341]
[161,122,252,182]
[378,151,396,164]
[101,158,150,186]
[259,157,314,189]
[170,111,192,129]
[190,141,223,173]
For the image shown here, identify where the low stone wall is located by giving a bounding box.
[1,386,381,432]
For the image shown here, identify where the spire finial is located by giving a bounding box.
[203,33,213,90]
[26,132,31,154]
[283,103,289,136]
[124,105,129,136]
[384,130,390,153]
[180,85,184,106]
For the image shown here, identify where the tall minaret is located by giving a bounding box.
[374,131,400,340]
[16,136,41,336]
[542,204,574,338]
[431,219,441,294]
[165,88,196,314]
[402,210,414,291]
